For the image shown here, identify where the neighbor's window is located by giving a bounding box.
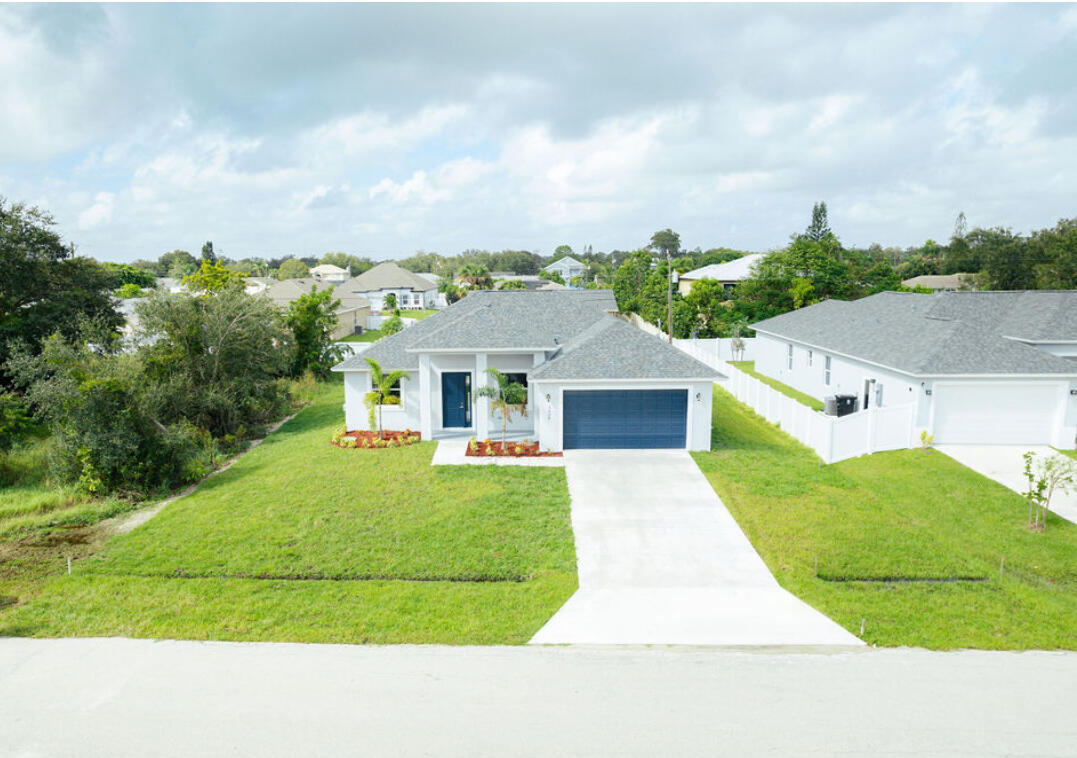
[787,343,794,370]
[824,356,832,386]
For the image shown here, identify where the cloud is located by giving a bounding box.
[1,3,1075,260]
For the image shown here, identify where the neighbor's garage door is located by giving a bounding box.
[933,382,1060,445]
[563,389,687,449]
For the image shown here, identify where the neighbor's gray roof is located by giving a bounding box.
[333,290,614,372]
[900,273,974,290]
[544,255,586,270]
[263,278,334,303]
[530,316,722,381]
[751,291,1077,376]
[340,262,436,292]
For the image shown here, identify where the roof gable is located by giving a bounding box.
[341,262,436,293]
[681,253,764,282]
[544,256,586,271]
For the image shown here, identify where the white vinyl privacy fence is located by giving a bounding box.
[675,338,919,464]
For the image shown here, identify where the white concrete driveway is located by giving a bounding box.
[938,445,1077,525]
[530,450,861,646]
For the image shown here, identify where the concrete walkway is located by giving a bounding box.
[938,444,1077,524]
[4,638,1075,758]
[530,450,861,646]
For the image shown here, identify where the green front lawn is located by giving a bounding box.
[0,384,577,644]
[729,360,824,411]
[339,329,383,342]
[1058,448,1077,461]
[693,386,1077,649]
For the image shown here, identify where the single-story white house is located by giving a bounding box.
[750,291,1077,448]
[309,263,350,284]
[678,253,765,296]
[336,262,438,312]
[332,290,722,450]
[543,256,587,284]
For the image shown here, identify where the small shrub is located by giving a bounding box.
[919,430,935,451]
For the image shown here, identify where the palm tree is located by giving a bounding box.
[363,357,410,439]
[439,279,464,304]
[458,263,493,290]
[474,368,528,448]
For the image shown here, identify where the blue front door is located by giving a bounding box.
[441,372,471,428]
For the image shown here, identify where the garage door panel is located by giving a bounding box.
[564,390,687,449]
[934,383,1058,445]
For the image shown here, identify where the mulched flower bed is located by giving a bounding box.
[332,429,421,449]
[466,439,562,458]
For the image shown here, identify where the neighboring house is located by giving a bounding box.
[901,273,975,292]
[415,272,448,308]
[543,256,587,284]
[750,290,1077,448]
[244,276,275,295]
[678,253,765,296]
[492,274,570,291]
[332,290,721,450]
[310,264,349,284]
[155,277,185,294]
[264,278,370,339]
[335,262,438,312]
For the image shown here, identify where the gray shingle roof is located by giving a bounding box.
[530,316,722,381]
[751,291,1077,376]
[340,262,436,293]
[332,289,715,383]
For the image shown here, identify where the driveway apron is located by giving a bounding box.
[530,450,862,645]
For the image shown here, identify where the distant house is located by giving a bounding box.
[309,264,349,284]
[335,262,438,312]
[678,253,764,296]
[492,274,571,292]
[543,256,587,284]
[155,277,185,294]
[243,276,275,295]
[264,278,369,339]
[901,273,975,292]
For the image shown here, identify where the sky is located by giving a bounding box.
[1,3,1076,263]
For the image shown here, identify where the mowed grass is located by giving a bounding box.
[729,360,824,411]
[693,386,1077,649]
[0,384,577,644]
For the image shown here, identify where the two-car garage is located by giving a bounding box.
[931,381,1070,446]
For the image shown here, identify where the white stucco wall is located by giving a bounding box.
[754,333,920,411]
[343,370,421,433]
[359,288,436,312]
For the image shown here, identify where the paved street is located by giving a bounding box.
[531,450,860,645]
[3,638,1076,757]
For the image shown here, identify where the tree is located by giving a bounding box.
[320,251,373,277]
[278,258,310,280]
[553,244,574,258]
[136,289,291,437]
[804,202,833,242]
[439,279,464,304]
[1029,218,1077,290]
[611,250,653,314]
[458,263,493,289]
[286,286,343,379]
[538,269,565,285]
[115,283,146,299]
[363,357,409,438]
[6,332,203,494]
[474,367,527,447]
[649,229,681,258]
[0,198,122,386]
[498,279,528,290]
[201,241,217,264]
[100,262,156,289]
[182,260,245,293]
[159,249,198,278]
[383,293,397,311]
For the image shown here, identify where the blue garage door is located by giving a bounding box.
[563,390,687,449]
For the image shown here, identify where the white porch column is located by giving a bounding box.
[418,353,433,440]
[475,352,489,439]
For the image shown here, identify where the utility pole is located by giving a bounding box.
[666,248,673,344]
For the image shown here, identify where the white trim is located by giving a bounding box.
[530,376,718,384]
[405,346,557,354]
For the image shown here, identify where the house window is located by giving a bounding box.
[824,356,832,386]
[505,373,529,394]
[787,344,794,370]
[380,378,403,406]
[808,350,813,367]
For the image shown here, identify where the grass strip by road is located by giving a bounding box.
[692,386,1077,650]
[729,361,824,411]
[0,383,577,644]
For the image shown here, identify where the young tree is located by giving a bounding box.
[458,263,493,289]
[439,279,464,304]
[278,258,310,279]
[383,293,397,311]
[381,313,404,336]
[1023,451,1077,531]
[287,286,343,378]
[538,269,566,285]
[474,367,527,448]
[363,357,409,438]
